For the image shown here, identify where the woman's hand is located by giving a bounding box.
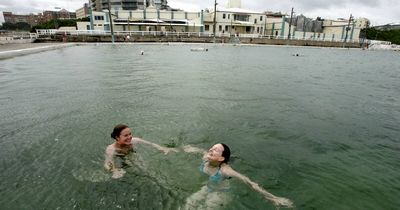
[104,162,112,171]
[112,168,126,179]
[162,147,178,155]
[270,196,294,208]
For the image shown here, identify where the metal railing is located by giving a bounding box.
[35,29,361,43]
[0,32,37,40]
[36,29,234,38]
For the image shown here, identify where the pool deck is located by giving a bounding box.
[0,43,63,52]
[0,43,77,59]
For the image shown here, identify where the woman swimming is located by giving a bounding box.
[182,143,293,209]
[104,124,177,179]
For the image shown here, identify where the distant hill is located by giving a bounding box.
[363,27,400,45]
[373,23,400,31]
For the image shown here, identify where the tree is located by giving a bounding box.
[362,27,400,45]
[31,19,77,32]
[15,22,32,31]
[0,22,31,31]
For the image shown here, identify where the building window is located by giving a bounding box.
[260,16,263,21]
[225,25,228,31]
[95,16,104,20]
[234,15,249,22]
[257,27,259,33]
[228,14,230,19]
[254,19,257,24]
[219,25,222,31]
[223,13,226,19]
[205,25,209,31]
[246,26,251,32]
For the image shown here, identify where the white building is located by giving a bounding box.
[77,11,106,31]
[74,1,368,43]
[111,5,203,32]
[264,12,291,38]
[203,7,266,35]
[322,18,369,42]
[77,5,203,32]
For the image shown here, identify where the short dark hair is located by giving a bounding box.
[220,143,231,163]
[111,124,129,140]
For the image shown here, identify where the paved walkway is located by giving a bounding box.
[0,42,77,60]
[0,43,64,52]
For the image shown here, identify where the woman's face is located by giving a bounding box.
[207,144,225,162]
[116,127,132,145]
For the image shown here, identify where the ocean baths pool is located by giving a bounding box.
[0,44,399,209]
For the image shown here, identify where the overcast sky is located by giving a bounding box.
[0,0,399,26]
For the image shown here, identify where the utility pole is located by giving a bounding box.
[264,15,267,36]
[213,0,217,41]
[361,21,369,49]
[89,3,94,30]
[107,0,115,43]
[287,7,294,40]
[53,7,61,29]
[343,14,353,46]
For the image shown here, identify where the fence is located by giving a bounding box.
[35,29,361,44]
[0,32,37,43]
[36,29,230,37]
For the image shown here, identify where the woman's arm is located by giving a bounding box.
[104,145,126,179]
[104,145,115,171]
[182,145,206,154]
[182,145,208,160]
[221,164,293,208]
[133,137,178,154]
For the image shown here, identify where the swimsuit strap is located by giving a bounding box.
[200,161,225,180]
[210,167,224,181]
[199,160,207,173]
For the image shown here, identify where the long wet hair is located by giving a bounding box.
[220,143,231,163]
[111,124,129,140]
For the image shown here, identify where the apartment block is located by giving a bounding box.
[90,0,169,11]
[3,12,42,26]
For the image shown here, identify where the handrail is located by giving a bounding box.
[35,29,362,43]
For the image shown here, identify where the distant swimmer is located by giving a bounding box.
[190,48,208,52]
[292,53,299,56]
[104,124,177,179]
[141,50,144,55]
[181,143,294,209]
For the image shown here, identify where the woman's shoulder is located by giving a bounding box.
[105,144,115,154]
[220,163,235,175]
[220,163,230,168]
